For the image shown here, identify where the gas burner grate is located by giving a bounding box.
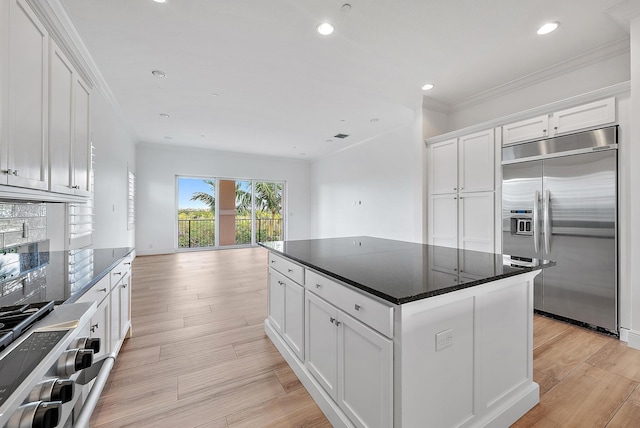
[0,301,55,351]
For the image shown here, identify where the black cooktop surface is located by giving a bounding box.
[260,236,551,304]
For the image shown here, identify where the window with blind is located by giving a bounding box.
[69,145,94,249]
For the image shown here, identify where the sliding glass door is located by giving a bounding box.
[177,177,284,249]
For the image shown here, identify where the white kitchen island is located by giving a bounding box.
[260,237,550,428]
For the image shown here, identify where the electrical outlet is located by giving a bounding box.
[435,329,454,351]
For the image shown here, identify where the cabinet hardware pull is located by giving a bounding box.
[12,170,19,176]
[543,129,547,133]
[122,284,127,288]
[354,304,361,311]
[98,288,107,292]
[113,272,122,275]
[278,281,285,285]
[124,262,131,266]
[335,321,341,326]
[453,187,457,190]
[315,283,321,288]
[287,269,293,273]
[90,323,99,333]
[329,317,336,324]
[271,260,275,263]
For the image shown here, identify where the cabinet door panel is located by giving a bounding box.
[120,270,131,338]
[268,269,285,333]
[73,78,91,196]
[283,281,304,360]
[7,0,48,190]
[338,312,393,428]
[430,139,458,194]
[306,292,338,400]
[90,296,110,360]
[550,97,615,136]
[459,130,494,193]
[429,194,457,248]
[49,41,73,194]
[109,287,120,352]
[502,115,549,145]
[458,192,494,253]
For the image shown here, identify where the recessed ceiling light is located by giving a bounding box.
[151,70,166,78]
[212,93,219,97]
[317,23,334,36]
[421,83,434,91]
[537,22,559,35]
[153,0,167,3]
[160,113,170,118]
[164,136,172,139]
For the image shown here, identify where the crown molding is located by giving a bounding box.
[607,0,640,32]
[425,81,630,145]
[448,38,630,112]
[26,0,139,143]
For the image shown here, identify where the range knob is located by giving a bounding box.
[72,337,101,354]
[6,401,61,428]
[28,379,74,404]
[57,349,93,377]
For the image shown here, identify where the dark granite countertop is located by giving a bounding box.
[259,236,552,305]
[0,241,134,307]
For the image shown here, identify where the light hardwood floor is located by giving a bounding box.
[91,247,640,427]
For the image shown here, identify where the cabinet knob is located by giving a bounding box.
[287,268,293,273]
[270,260,275,264]
[315,283,321,288]
[335,321,342,326]
[90,323,99,333]
[72,185,80,189]
[121,283,127,289]
[354,304,361,311]
[98,288,107,292]
[124,262,131,266]
[12,170,19,176]
[453,187,457,190]
[113,271,122,276]
[554,126,558,130]
[329,317,336,324]
[543,129,547,134]
[277,280,285,286]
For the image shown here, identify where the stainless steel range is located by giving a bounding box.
[0,301,100,428]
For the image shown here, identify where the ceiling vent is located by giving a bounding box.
[334,133,349,139]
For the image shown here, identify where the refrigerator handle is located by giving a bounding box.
[544,190,551,254]
[533,190,540,253]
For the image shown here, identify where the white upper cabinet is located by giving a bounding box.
[550,97,615,136]
[502,97,616,146]
[5,0,48,191]
[49,40,92,197]
[458,129,495,193]
[72,77,91,196]
[429,139,458,195]
[49,40,74,195]
[502,115,549,146]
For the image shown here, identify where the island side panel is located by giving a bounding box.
[395,271,540,428]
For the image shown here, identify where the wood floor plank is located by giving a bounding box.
[533,325,610,382]
[533,314,572,349]
[513,364,638,428]
[586,340,640,383]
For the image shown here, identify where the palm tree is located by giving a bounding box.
[190,179,216,214]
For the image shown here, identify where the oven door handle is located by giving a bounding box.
[533,190,540,253]
[74,352,116,428]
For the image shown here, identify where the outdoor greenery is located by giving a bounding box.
[178,180,283,248]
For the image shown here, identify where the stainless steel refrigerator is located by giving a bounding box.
[502,126,617,333]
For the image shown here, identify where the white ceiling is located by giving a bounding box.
[59,0,630,160]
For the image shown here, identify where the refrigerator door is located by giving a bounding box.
[502,160,543,309]
[542,150,617,332]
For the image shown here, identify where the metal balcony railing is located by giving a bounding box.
[178,218,283,248]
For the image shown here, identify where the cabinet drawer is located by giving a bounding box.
[268,252,304,285]
[110,255,133,289]
[306,270,393,338]
[75,275,111,305]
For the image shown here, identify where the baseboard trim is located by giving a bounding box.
[627,330,640,350]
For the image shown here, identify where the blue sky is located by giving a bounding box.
[178,178,252,209]
[178,178,214,209]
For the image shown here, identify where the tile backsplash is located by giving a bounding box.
[0,202,47,248]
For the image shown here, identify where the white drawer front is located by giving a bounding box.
[269,252,304,285]
[306,270,393,338]
[110,255,133,289]
[75,275,111,305]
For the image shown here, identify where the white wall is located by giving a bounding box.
[309,110,424,243]
[628,15,640,349]
[135,144,310,255]
[447,51,630,131]
[91,91,137,249]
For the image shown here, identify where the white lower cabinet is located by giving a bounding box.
[119,269,132,338]
[268,268,304,360]
[89,295,110,360]
[306,291,393,428]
